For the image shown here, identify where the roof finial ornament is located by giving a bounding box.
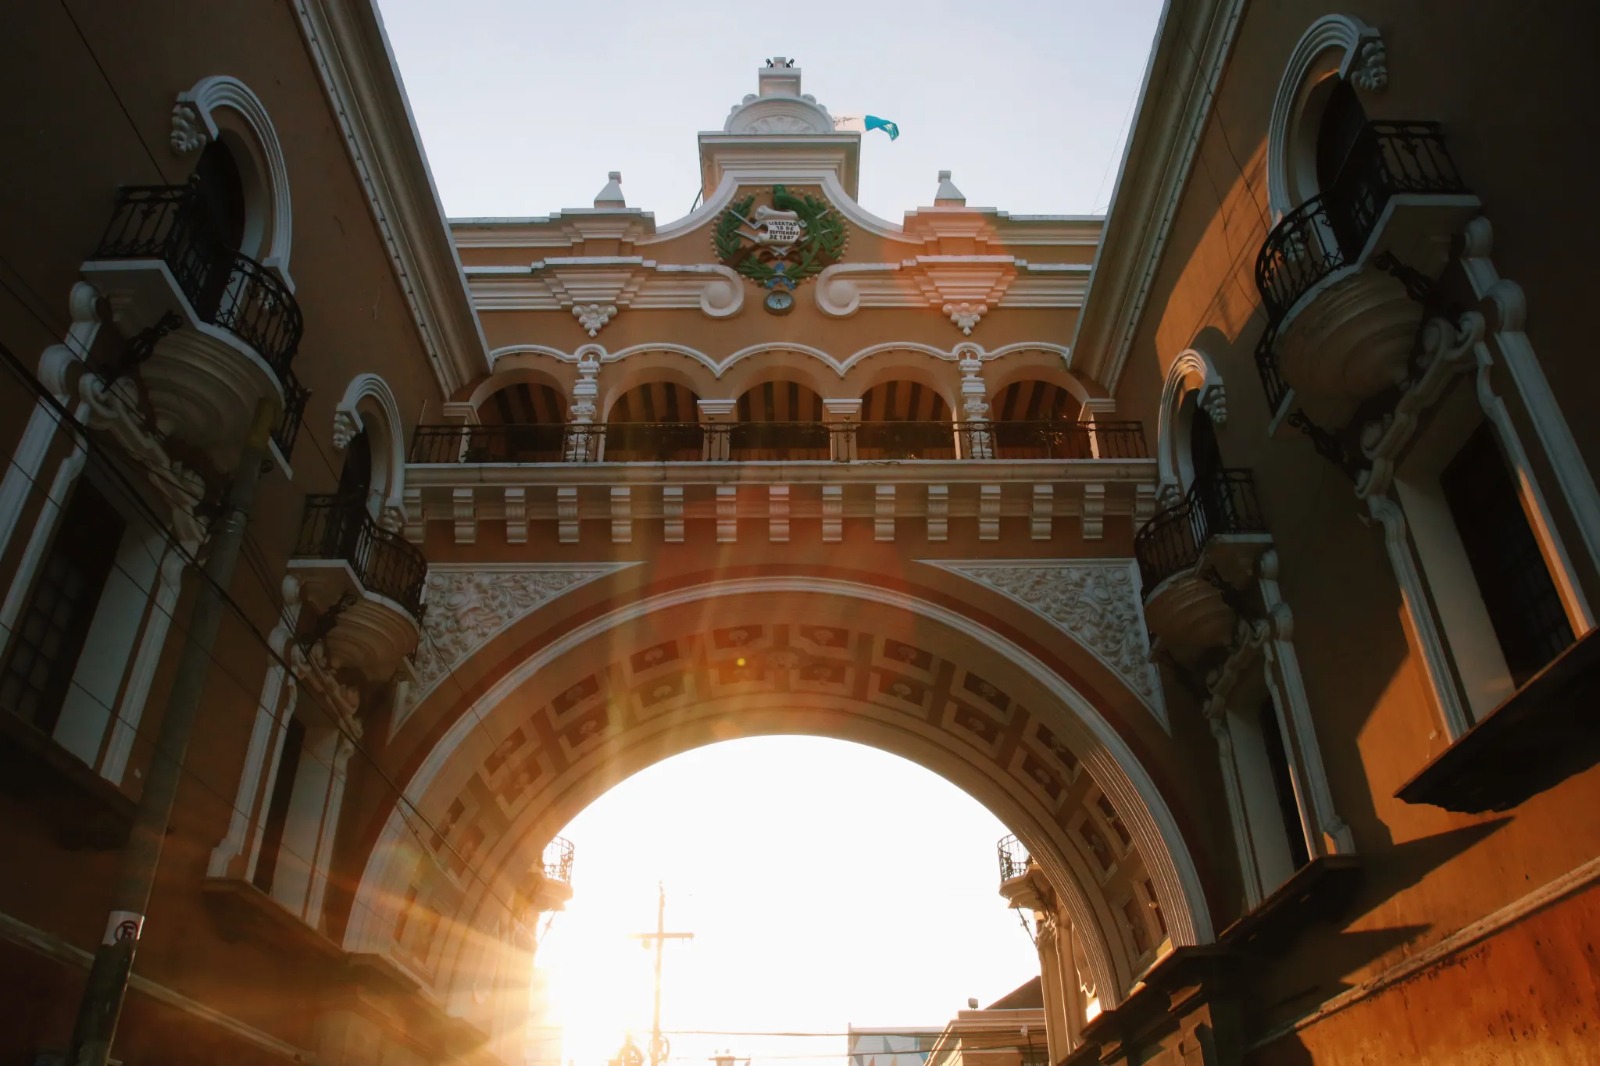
[594,171,626,208]
[934,170,966,207]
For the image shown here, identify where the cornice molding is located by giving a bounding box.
[291,0,489,396]
[1071,0,1247,395]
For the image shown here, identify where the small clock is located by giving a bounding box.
[764,289,795,315]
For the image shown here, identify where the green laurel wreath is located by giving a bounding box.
[712,185,847,287]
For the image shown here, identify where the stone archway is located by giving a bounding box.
[342,575,1212,1057]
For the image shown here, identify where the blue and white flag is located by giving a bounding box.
[834,114,901,140]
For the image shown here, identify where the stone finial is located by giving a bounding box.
[593,171,625,208]
[934,170,966,207]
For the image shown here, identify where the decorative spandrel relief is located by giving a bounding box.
[401,564,638,724]
[923,560,1165,724]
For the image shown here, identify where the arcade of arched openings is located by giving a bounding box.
[0,4,1597,1066]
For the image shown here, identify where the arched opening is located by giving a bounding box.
[347,578,1214,1061]
[731,380,827,460]
[990,381,1088,460]
[606,381,703,462]
[535,738,1043,1066]
[472,381,568,463]
[856,380,953,460]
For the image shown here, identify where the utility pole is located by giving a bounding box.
[629,883,694,1066]
[69,398,277,1066]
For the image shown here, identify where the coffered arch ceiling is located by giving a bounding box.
[343,578,1211,1023]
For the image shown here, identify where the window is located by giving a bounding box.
[254,716,305,892]
[1259,700,1311,871]
[1439,426,1574,685]
[0,483,125,732]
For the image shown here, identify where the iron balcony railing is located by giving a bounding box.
[1133,469,1267,592]
[1252,122,1469,408]
[543,836,575,885]
[408,419,1148,464]
[997,833,1031,885]
[93,182,306,448]
[293,494,428,619]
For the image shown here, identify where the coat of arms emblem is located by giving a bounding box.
[712,185,848,314]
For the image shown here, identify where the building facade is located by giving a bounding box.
[0,2,1595,1064]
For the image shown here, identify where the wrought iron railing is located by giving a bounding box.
[997,833,1031,885]
[1134,469,1267,592]
[542,835,575,885]
[293,494,427,619]
[93,182,304,385]
[409,420,1148,464]
[1253,122,1469,413]
[273,368,310,461]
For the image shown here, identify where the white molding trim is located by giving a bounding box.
[1365,493,1473,739]
[1265,15,1386,219]
[1460,218,1600,616]
[1155,348,1225,494]
[348,577,1215,978]
[1071,0,1247,394]
[465,258,744,318]
[483,340,1091,408]
[172,75,296,285]
[333,371,408,517]
[291,0,489,396]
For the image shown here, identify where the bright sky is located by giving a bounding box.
[378,0,1165,223]
[535,738,1039,1066]
[374,4,1166,1064]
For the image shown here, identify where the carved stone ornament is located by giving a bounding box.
[923,559,1165,715]
[404,563,639,710]
[1198,382,1227,425]
[945,302,987,335]
[572,303,617,337]
[332,407,363,450]
[1349,37,1388,93]
[169,102,207,155]
[713,186,847,313]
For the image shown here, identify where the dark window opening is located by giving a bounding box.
[337,430,373,503]
[193,140,246,251]
[1440,425,1574,688]
[1316,78,1367,192]
[1260,700,1311,871]
[0,482,125,733]
[254,717,307,893]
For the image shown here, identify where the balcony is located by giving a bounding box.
[1254,122,1478,426]
[1135,470,1272,652]
[410,419,1147,465]
[80,183,307,462]
[288,494,428,682]
[519,835,576,913]
[996,833,1050,911]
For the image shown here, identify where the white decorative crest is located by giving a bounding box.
[400,563,640,725]
[169,102,207,155]
[922,559,1166,725]
[572,303,617,337]
[945,302,987,335]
